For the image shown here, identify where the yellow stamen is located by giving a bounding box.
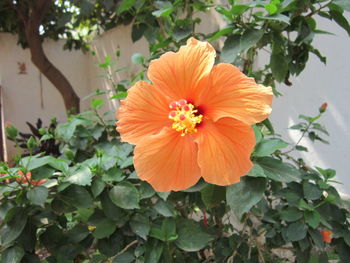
[168,101,202,136]
[88,225,96,231]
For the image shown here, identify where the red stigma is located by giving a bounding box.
[178,99,187,106]
[179,114,186,121]
[169,101,178,109]
[169,111,177,118]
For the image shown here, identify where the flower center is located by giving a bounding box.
[168,99,202,136]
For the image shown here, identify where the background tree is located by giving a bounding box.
[0,0,131,113]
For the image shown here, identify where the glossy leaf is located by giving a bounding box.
[27,186,48,206]
[256,157,301,183]
[254,138,289,157]
[226,177,267,219]
[175,219,214,252]
[109,182,140,209]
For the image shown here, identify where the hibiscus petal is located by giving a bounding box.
[134,128,201,192]
[195,118,255,185]
[199,64,273,125]
[148,38,216,100]
[116,81,171,145]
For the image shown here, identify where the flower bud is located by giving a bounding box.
[5,123,18,140]
[27,136,38,150]
[319,103,328,113]
[320,230,332,243]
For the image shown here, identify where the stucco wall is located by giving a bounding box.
[0,33,92,159]
[267,16,350,195]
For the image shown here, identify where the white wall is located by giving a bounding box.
[0,33,92,159]
[268,16,350,195]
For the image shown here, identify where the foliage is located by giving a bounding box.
[0,0,130,50]
[1,0,350,262]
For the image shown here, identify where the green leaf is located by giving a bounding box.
[333,0,350,12]
[150,218,178,242]
[60,185,93,208]
[231,4,250,15]
[296,145,308,152]
[152,2,173,17]
[265,3,278,15]
[56,118,88,141]
[109,182,140,209]
[132,23,147,42]
[201,185,226,209]
[65,166,92,186]
[31,165,54,180]
[240,29,264,51]
[208,26,234,41]
[157,191,170,201]
[97,231,122,257]
[253,125,263,144]
[284,222,307,242]
[308,228,324,249]
[154,199,176,217]
[102,167,124,182]
[110,92,128,100]
[330,10,350,36]
[280,207,303,222]
[0,208,28,246]
[144,240,163,263]
[222,29,263,63]
[100,190,125,222]
[27,186,48,206]
[130,214,150,240]
[222,35,241,63]
[161,217,177,241]
[173,23,192,41]
[66,224,89,243]
[256,157,301,183]
[113,252,135,263]
[20,155,53,171]
[303,182,323,200]
[215,5,233,19]
[226,177,267,219]
[254,138,289,157]
[270,53,288,82]
[304,210,321,229]
[93,218,117,239]
[257,14,291,24]
[140,181,155,199]
[316,167,336,179]
[248,164,266,178]
[91,178,106,198]
[0,202,15,220]
[131,53,144,65]
[175,219,214,252]
[335,239,350,262]
[1,246,25,263]
[91,98,104,109]
[117,0,136,14]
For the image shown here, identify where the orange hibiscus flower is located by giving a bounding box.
[117,38,273,192]
[320,230,332,243]
[17,171,46,186]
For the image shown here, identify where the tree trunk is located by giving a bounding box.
[17,0,80,113]
[26,31,80,113]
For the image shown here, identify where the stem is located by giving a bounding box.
[283,116,317,154]
[93,108,107,128]
[306,1,332,17]
[227,215,249,262]
[110,240,138,260]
